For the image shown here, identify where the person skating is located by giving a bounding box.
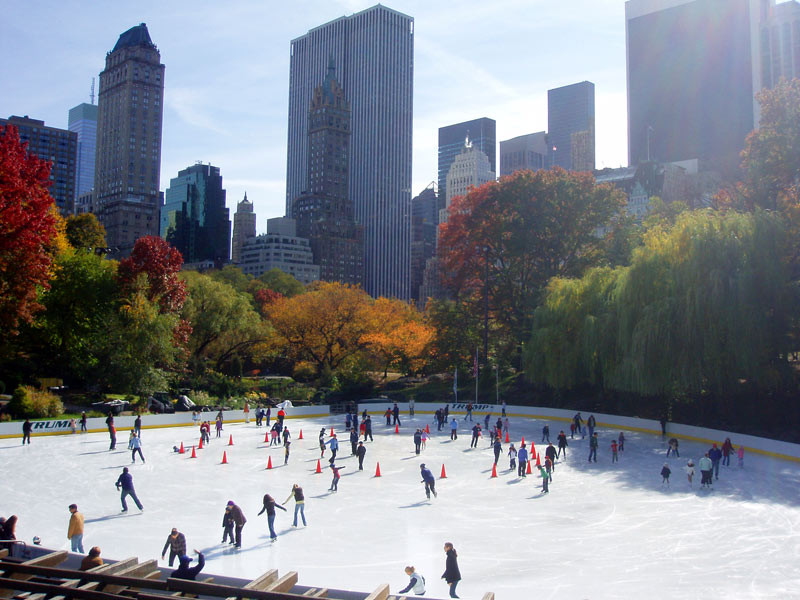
[255,406,263,427]
[350,428,359,455]
[161,528,187,566]
[667,438,679,458]
[517,443,528,477]
[79,546,103,571]
[618,431,625,452]
[492,436,502,465]
[243,402,250,424]
[270,422,281,446]
[572,412,583,437]
[661,463,671,486]
[721,437,734,467]
[277,406,286,427]
[737,445,745,468]
[508,443,517,470]
[545,443,557,470]
[282,426,291,446]
[171,550,205,580]
[611,439,618,463]
[450,418,458,440]
[130,432,145,463]
[215,416,223,438]
[329,462,345,492]
[115,467,143,512]
[265,406,271,427]
[345,412,352,431]
[699,453,713,488]
[421,429,429,450]
[501,400,507,417]
[420,464,437,499]
[284,440,291,465]
[257,494,286,541]
[69,419,77,434]
[541,424,550,443]
[356,441,366,470]
[409,398,415,417]
[384,407,392,426]
[398,565,426,595]
[557,431,568,459]
[67,504,84,553]
[283,484,306,527]
[127,429,136,450]
[539,463,550,493]
[80,411,88,433]
[22,419,32,445]
[106,415,116,450]
[221,505,234,544]
[685,459,695,486]
[483,413,491,432]
[393,403,401,426]
[441,542,461,598]
[227,501,246,548]
[588,432,598,462]
[325,434,339,462]
[470,424,481,448]
[414,429,422,455]
[319,428,327,457]
[464,402,473,422]
[709,443,722,480]
[587,414,596,437]
[134,414,142,438]
[364,415,373,441]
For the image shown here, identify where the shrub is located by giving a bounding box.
[9,386,64,418]
[292,362,317,383]
[190,390,213,406]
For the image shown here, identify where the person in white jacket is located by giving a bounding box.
[698,453,713,488]
[398,566,425,595]
[684,459,695,486]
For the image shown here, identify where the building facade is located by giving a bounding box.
[499,132,548,177]
[438,118,496,204]
[68,103,97,204]
[547,81,595,171]
[410,184,438,307]
[760,0,800,89]
[292,59,363,287]
[231,193,256,264]
[161,163,231,263]
[238,217,320,284]
[94,23,165,257]
[1,115,77,215]
[286,5,413,299]
[442,142,495,222]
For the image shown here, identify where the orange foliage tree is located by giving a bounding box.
[361,297,434,376]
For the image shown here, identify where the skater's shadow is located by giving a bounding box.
[309,493,332,499]
[506,478,523,485]
[398,501,430,508]
[79,450,118,455]
[85,513,141,523]
[101,464,132,469]
[401,456,418,461]
[527,493,548,499]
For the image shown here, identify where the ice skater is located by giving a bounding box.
[557,430,568,459]
[161,528,187,566]
[414,429,423,455]
[284,484,306,527]
[421,429,429,450]
[364,415,373,441]
[329,462,345,492]
[618,431,625,451]
[325,433,339,462]
[483,413,491,431]
[356,441,366,470]
[130,432,145,463]
[737,445,745,468]
[493,436,502,465]
[350,428,359,455]
[539,463,549,493]
[257,493,286,541]
[470,424,481,448]
[215,416,223,438]
[115,467,143,512]
[544,456,553,482]
[420,464,437,499]
[270,422,281,446]
[450,418,458,440]
[610,439,618,463]
[545,443,556,470]
[319,428,326,457]
[508,443,517,470]
[284,439,291,464]
[699,453,713,488]
[221,505,234,544]
[67,504,84,554]
[393,403,401,426]
[441,542,461,598]
[80,411,87,433]
[282,426,291,445]
[227,501,246,548]
[588,432,598,462]
[517,443,528,477]
[667,438,679,458]
[722,437,734,466]
[709,443,722,480]
[587,414,596,437]
[398,565,426,595]
[171,550,205,581]
[661,463,671,486]
[21,419,32,445]
[541,424,550,443]
[685,459,695,486]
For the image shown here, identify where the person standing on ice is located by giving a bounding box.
[737,445,745,468]
[544,455,553,481]
[284,440,291,465]
[80,411,88,433]
[470,424,481,448]
[221,505,234,544]
[501,400,507,417]
[464,402,473,421]
[356,441,366,470]
[393,403,401,426]
[610,439,618,463]
[492,436,502,465]
[106,415,116,450]
[398,565,426,595]
[587,414,596,437]
[329,462,345,492]
[350,428,359,455]
[421,429,429,450]
[161,528,187,566]
[134,414,142,439]
[385,407,392,426]
[21,419,32,445]
[618,431,625,452]
[277,406,286,427]
[517,443,528,477]
[345,413,352,431]
[420,464,437,499]
[667,438,679,458]
[67,504,84,554]
[227,501,246,548]
[283,426,291,446]
[284,484,306,527]
[319,428,327,457]
[450,418,458,440]
[573,412,583,437]
[685,459,695,486]
[557,430,568,459]
[508,443,517,470]
[325,433,339,462]
[265,406,271,427]
[130,432,145,463]
[215,415,223,438]
[257,493,286,542]
[115,467,143,512]
[708,443,722,480]
[171,550,205,580]
[483,412,491,431]
[588,432,598,462]
[699,453,713,488]
[414,429,423,455]
[364,415,373,441]
[721,437,734,466]
[661,463,671,485]
[270,422,281,446]
[441,542,461,598]
[244,402,250,424]
[541,424,550,443]
[539,463,550,493]
[545,442,557,470]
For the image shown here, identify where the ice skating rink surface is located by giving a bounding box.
[1,413,799,599]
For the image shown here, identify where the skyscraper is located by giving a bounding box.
[0,115,77,215]
[626,0,760,173]
[68,103,97,203]
[286,5,413,299]
[438,118,496,204]
[547,81,595,171]
[756,0,800,89]
[232,193,256,264]
[292,58,363,286]
[161,163,230,264]
[94,23,165,257]
[410,183,437,306]
[499,132,548,177]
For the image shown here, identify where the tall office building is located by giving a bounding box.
[94,23,165,257]
[68,103,97,203]
[547,81,595,171]
[759,0,800,89]
[1,116,77,215]
[625,0,769,173]
[438,118,496,204]
[292,59,363,286]
[442,142,495,221]
[499,132,548,176]
[410,184,437,306]
[161,163,230,263]
[286,5,413,299]
[231,193,256,264]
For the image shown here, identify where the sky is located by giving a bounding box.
[2,0,628,233]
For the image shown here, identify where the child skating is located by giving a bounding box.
[661,463,671,485]
[685,459,695,486]
[508,443,517,470]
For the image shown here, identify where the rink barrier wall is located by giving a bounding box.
[0,406,329,439]
[360,401,800,463]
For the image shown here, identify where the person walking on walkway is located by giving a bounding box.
[161,528,186,566]
[115,467,143,512]
[67,504,84,553]
[441,542,461,598]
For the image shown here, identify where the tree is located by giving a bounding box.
[117,236,187,314]
[258,268,306,297]
[208,264,251,294]
[0,124,57,338]
[438,168,626,360]
[65,213,106,251]
[361,297,434,376]
[425,298,481,373]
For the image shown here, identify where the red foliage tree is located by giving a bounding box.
[253,287,284,317]
[0,124,57,336]
[117,235,187,314]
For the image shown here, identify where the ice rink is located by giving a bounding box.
[1,410,799,599]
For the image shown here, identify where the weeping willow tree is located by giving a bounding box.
[526,209,795,398]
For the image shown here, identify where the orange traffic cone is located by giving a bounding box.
[190,445,196,458]
[267,455,273,469]
[521,435,525,446]
[491,463,498,478]
[505,431,509,443]
[440,464,447,479]
[199,438,204,449]
[526,460,532,474]
[531,443,536,456]
[375,462,382,477]
[265,431,269,443]
[299,429,303,440]
[228,434,234,446]
[536,454,541,467]
[179,442,185,454]
[426,424,430,434]
[395,423,399,434]
[221,451,228,464]
[315,459,322,473]
[330,426,335,436]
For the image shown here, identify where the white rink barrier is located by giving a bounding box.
[359,401,800,463]
[0,405,330,440]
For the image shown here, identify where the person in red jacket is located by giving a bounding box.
[611,440,619,463]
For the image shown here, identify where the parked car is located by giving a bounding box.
[91,399,131,416]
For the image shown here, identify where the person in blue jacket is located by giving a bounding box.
[450,418,458,440]
[171,550,205,580]
[325,434,339,462]
[420,464,437,499]
[708,443,723,480]
[517,443,528,477]
[115,467,143,512]
[492,437,502,465]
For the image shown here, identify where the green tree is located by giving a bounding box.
[65,213,106,251]
[208,264,252,294]
[258,268,305,297]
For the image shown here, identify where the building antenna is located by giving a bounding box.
[90,78,95,105]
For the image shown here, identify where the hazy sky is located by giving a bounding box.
[2,0,628,231]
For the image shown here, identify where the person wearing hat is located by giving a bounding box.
[685,459,695,486]
[67,504,84,553]
[221,505,234,544]
[79,547,103,571]
[161,528,187,566]
[171,550,205,580]
[420,464,437,499]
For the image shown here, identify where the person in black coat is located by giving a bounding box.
[356,441,366,470]
[350,429,359,455]
[441,542,461,598]
[492,437,502,465]
[171,551,205,580]
[392,403,401,426]
[257,493,286,541]
[414,429,422,455]
[363,415,373,442]
[22,420,32,445]
[545,442,557,470]
[470,424,481,448]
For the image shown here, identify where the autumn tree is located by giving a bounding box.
[117,236,187,314]
[65,212,106,251]
[361,297,434,376]
[0,124,57,339]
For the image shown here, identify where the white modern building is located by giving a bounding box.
[439,142,495,225]
[238,217,319,284]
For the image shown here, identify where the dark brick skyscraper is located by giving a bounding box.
[94,23,164,257]
[293,59,363,286]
